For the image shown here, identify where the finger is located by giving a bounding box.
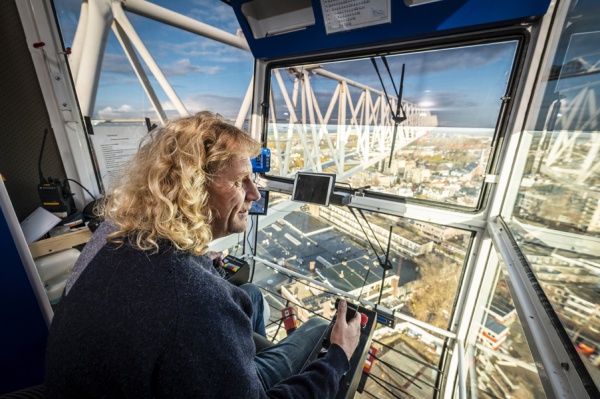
[337,299,347,324]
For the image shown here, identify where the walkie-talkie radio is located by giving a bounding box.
[37,128,75,218]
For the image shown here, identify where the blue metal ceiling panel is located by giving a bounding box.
[230,0,552,60]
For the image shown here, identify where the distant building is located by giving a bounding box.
[579,196,600,233]
[440,240,467,259]
[479,315,509,350]
[459,161,485,182]
[319,206,434,258]
[488,303,517,324]
[516,190,546,215]
[562,285,600,331]
[410,220,462,243]
[421,186,452,201]
[406,168,431,184]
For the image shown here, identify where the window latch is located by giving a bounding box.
[485,174,500,184]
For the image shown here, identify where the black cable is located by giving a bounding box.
[357,267,371,300]
[38,128,50,183]
[371,373,418,399]
[373,339,442,373]
[370,58,396,121]
[265,317,286,328]
[362,389,378,399]
[372,354,439,391]
[66,179,97,201]
[258,261,343,304]
[348,207,388,268]
[372,57,406,168]
[368,374,406,399]
[381,56,399,98]
[359,208,390,263]
[348,207,381,262]
[370,355,414,383]
[232,236,242,257]
[378,226,393,304]
[346,207,395,306]
[380,57,407,123]
[273,299,289,339]
[256,284,334,322]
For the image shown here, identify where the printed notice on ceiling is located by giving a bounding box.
[321,0,390,34]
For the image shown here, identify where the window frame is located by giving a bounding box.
[255,27,532,215]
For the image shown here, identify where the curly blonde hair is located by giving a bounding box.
[100,111,261,255]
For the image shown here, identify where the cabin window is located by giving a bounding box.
[220,189,476,396]
[51,0,255,192]
[467,256,547,398]
[263,40,520,211]
[503,0,600,386]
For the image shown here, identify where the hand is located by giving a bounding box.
[206,251,223,267]
[329,300,361,361]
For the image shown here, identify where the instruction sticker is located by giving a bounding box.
[321,0,390,34]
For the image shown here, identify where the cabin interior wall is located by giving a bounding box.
[0,0,67,221]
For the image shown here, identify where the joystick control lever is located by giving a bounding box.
[321,299,368,353]
[303,299,377,399]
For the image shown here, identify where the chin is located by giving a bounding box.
[228,222,248,235]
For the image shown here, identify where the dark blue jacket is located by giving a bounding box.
[45,223,349,398]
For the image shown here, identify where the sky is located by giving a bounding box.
[53,0,517,128]
[54,0,254,121]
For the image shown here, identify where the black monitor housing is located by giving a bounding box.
[292,172,335,207]
[249,189,269,215]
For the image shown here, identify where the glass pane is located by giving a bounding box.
[251,196,471,327]
[467,261,547,398]
[233,195,473,396]
[506,0,600,388]
[266,41,519,209]
[53,0,253,121]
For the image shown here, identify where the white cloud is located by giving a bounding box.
[162,59,222,76]
[95,92,246,122]
[97,104,141,119]
[189,1,240,33]
[118,104,134,112]
[183,92,245,120]
[154,39,252,63]
[102,53,133,74]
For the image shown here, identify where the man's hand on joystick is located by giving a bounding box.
[330,299,362,360]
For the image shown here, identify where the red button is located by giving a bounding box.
[360,313,368,327]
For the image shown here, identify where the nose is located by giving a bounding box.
[246,178,261,202]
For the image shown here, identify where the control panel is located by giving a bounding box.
[214,255,250,286]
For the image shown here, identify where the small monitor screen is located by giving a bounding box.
[292,172,335,206]
[249,190,269,215]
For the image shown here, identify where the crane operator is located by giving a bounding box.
[45,111,361,398]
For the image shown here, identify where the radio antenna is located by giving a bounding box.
[38,128,51,184]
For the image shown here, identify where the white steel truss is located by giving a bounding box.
[270,66,436,180]
[70,0,248,121]
[69,0,433,184]
[536,82,600,185]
